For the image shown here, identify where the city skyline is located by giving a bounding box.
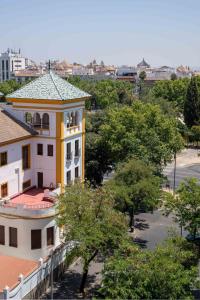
[0,0,200,67]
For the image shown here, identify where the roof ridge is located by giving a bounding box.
[49,71,64,100]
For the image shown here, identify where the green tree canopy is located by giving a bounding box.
[100,101,183,172]
[110,158,161,229]
[184,76,200,127]
[57,182,127,293]
[164,178,200,239]
[99,236,199,299]
[139,70,147,81]
[68,77,135,109]
[151,77,189,111]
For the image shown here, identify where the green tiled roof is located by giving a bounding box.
[7,71,90,101]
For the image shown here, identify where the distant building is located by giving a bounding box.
[72,66,94,76]
[137,58,150,70]
[0,49,26,82]
[116,66,137,83]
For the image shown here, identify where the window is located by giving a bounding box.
[75,166,79,178]
[75,140,79,157]
[0,152,7,166]
[23,180,31,191]
[66,170,71,185]
[33,113,41,129]
[42,113,49,129]
[37,144,43,156]
[25,112,32,124]
[0,226,5,245]
[1,183,8,198]
[22,145,30,170]
[31,229,42,250]
[75,111,79,126]
[9,227,17,247]
[47,145,53,157]
[47,227,54,246]
[66,143,72,161]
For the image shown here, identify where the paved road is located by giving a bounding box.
[163,149,200,189]
[133,210,187,250]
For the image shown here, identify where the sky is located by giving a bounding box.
[0,0,200,67]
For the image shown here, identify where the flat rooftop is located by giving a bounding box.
[0,254,38,292]
[5,188,55,210]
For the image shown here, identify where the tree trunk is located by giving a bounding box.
[79,250,98,295]
[180,225,183,237]
[80,264,89,295]
[130,206,135,232]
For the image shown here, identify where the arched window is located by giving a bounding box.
[66,113,70,128]
[42,113,49,129]
[70,112,74,127]
[72,112,76,126]
[33,113,41,129]
[75,111,79,126]
[24,112,32,124]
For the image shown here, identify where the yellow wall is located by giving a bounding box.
[82,111,86,181]
[56,112,64,190]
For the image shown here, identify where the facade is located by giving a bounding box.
[0,49,26,82]
[0,71,90,297]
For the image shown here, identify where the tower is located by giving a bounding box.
[6,70,90,191]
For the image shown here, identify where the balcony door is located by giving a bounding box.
[37,172,43,188]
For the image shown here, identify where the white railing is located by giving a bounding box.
[0,242,75,300]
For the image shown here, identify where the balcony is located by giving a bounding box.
[0,187,61,217]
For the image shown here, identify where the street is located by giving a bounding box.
[42,149,200,298]
[163,148,200,189]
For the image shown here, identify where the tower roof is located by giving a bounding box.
[137,58,150,68]
[7,71,90,101]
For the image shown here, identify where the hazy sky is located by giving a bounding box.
[0,0,200,67]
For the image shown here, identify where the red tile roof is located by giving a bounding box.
[0,255,38,292]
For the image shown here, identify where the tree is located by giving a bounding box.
[67,77,135,109]
[85,111,112,185]
[139,70,146,81]
[57,182,127,294]
[111,159,161,230]
[164,178,200,239]
[99,236,199,299]
[171,73,177,80]
[151,77,189,111]
[100,102,184,173]
[191,125,200,147]
[184,76,200,127]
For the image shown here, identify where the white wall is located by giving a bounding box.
[64,133,82,184]
[0,216,60,260]
[32,138,56,188]
[0,139,34,198]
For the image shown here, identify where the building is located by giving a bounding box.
[116,66,137,83]
[0,70,90,298]
[0,49,26,82]
[137,58,150,70]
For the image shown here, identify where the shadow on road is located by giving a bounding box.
[133,237,148,248]
[135,218,149,231]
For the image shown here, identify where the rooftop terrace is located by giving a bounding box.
[0,187,60,217]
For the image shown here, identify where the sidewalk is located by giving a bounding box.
[42,256,103,299]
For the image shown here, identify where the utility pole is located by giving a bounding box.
[173,152,177,195]
[50,250,54,300]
